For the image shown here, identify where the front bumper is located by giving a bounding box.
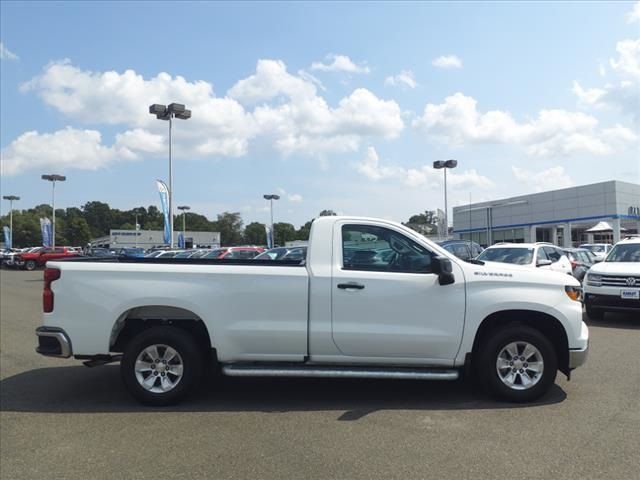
[36,326,72,358]
[584,293,640,313]
[569,345,588,369]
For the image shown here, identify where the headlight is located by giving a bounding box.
[565,285,582,302]
[586,274,602,287]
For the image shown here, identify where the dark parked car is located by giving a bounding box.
[113,247,146,258]
[438,240,484,261]
[254,246,308,261]
[563,248,596,282]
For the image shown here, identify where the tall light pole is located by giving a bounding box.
[3,195,20,248]
[41,174,66,248]
[433,159,457,238]
[149,103,192,248]
[177,205,190,244]
[263,194,280,248]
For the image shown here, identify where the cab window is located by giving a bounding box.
[342,225,433,273]
[543,247,562,262]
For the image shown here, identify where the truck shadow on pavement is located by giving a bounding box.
[0,365,566,419]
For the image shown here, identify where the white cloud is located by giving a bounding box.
[627,1,640,23]
[276,187,303,203]
[573,39,640,118]
[432,55,462,69]
[11,59,405,173]
[356,146,494,189]
[413,92,635,156]
[0,42,19,61]
[512,166,573,192]
[228,59,317,104]
[0,127,139,176]
[609,39,640,79]
[310,54,370,74]
[384,70,418,89]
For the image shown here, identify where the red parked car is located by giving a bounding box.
[17,247,80,271]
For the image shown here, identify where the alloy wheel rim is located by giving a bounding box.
[134,344,184,393]
[496,341,544,391]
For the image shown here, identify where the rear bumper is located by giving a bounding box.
[36,326,72,358]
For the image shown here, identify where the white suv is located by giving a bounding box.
[476,243,573,275]
[583,237,640,320]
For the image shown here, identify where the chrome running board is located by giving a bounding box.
[222,364,459,381]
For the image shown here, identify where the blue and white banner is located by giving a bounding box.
[3,226,11,249]
[177,232,184,249]
[40,217,52,247]
[265,224,273,249]
[156,180,171,245]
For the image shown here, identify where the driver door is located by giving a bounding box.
[331,222,465,361]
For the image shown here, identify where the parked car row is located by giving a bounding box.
[438,237,638,321]
[2,245,310,269]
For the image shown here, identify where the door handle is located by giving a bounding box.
[337,282,365,290]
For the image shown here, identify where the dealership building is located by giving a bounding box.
[91,229,221,249]
[452,180,640,247]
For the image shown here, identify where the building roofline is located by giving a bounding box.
[453,179,639,212]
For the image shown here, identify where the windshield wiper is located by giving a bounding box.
[465,258,485,265]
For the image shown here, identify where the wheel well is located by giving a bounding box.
[471,310,569,375]
[110,306,214,359]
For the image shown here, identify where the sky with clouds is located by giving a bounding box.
[1,1,638,227]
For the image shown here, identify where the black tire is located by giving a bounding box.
[121,326,203,406]
[585,305,604,320]
[24,260,37,271]
[479,325,557,403]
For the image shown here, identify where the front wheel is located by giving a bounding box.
[121,326,203,406]
[479,325,557,403]
[24,260,37,271]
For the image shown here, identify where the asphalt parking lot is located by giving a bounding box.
[1,268,638,480]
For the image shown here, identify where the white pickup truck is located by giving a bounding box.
[36,216,589,405]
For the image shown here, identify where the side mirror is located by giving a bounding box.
[536,259,552,267]
[432,256,455,285]
[593,257,603,263]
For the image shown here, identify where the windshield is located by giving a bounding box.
[255,248,288,260]
[477,247,534,265]
[605,244,640,262]
[202,249,226,259]
[581,245,606,253]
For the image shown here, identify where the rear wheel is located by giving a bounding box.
[479,325,557,402]
[24,260,37,271]
[121,326,203,406]
[585,305,604,320]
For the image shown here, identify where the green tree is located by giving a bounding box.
[295,220,313,241]
[213,212,244,246]
[319,209,337,216]
[404,210,439,235]
[1,211,41,247]
[244,222,267,245]
[82,201,112,237]
[63,217,92,246]
[273,222,297,246]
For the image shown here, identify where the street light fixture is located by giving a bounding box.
[433,159,457,238]
[149,103,192,248]
[41,174,66,248]
[2,195,20,249]
[177,205,190,244]
[263,194,280,248]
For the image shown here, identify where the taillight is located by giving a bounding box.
[43,268,61,313]
[570,260,577,269]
